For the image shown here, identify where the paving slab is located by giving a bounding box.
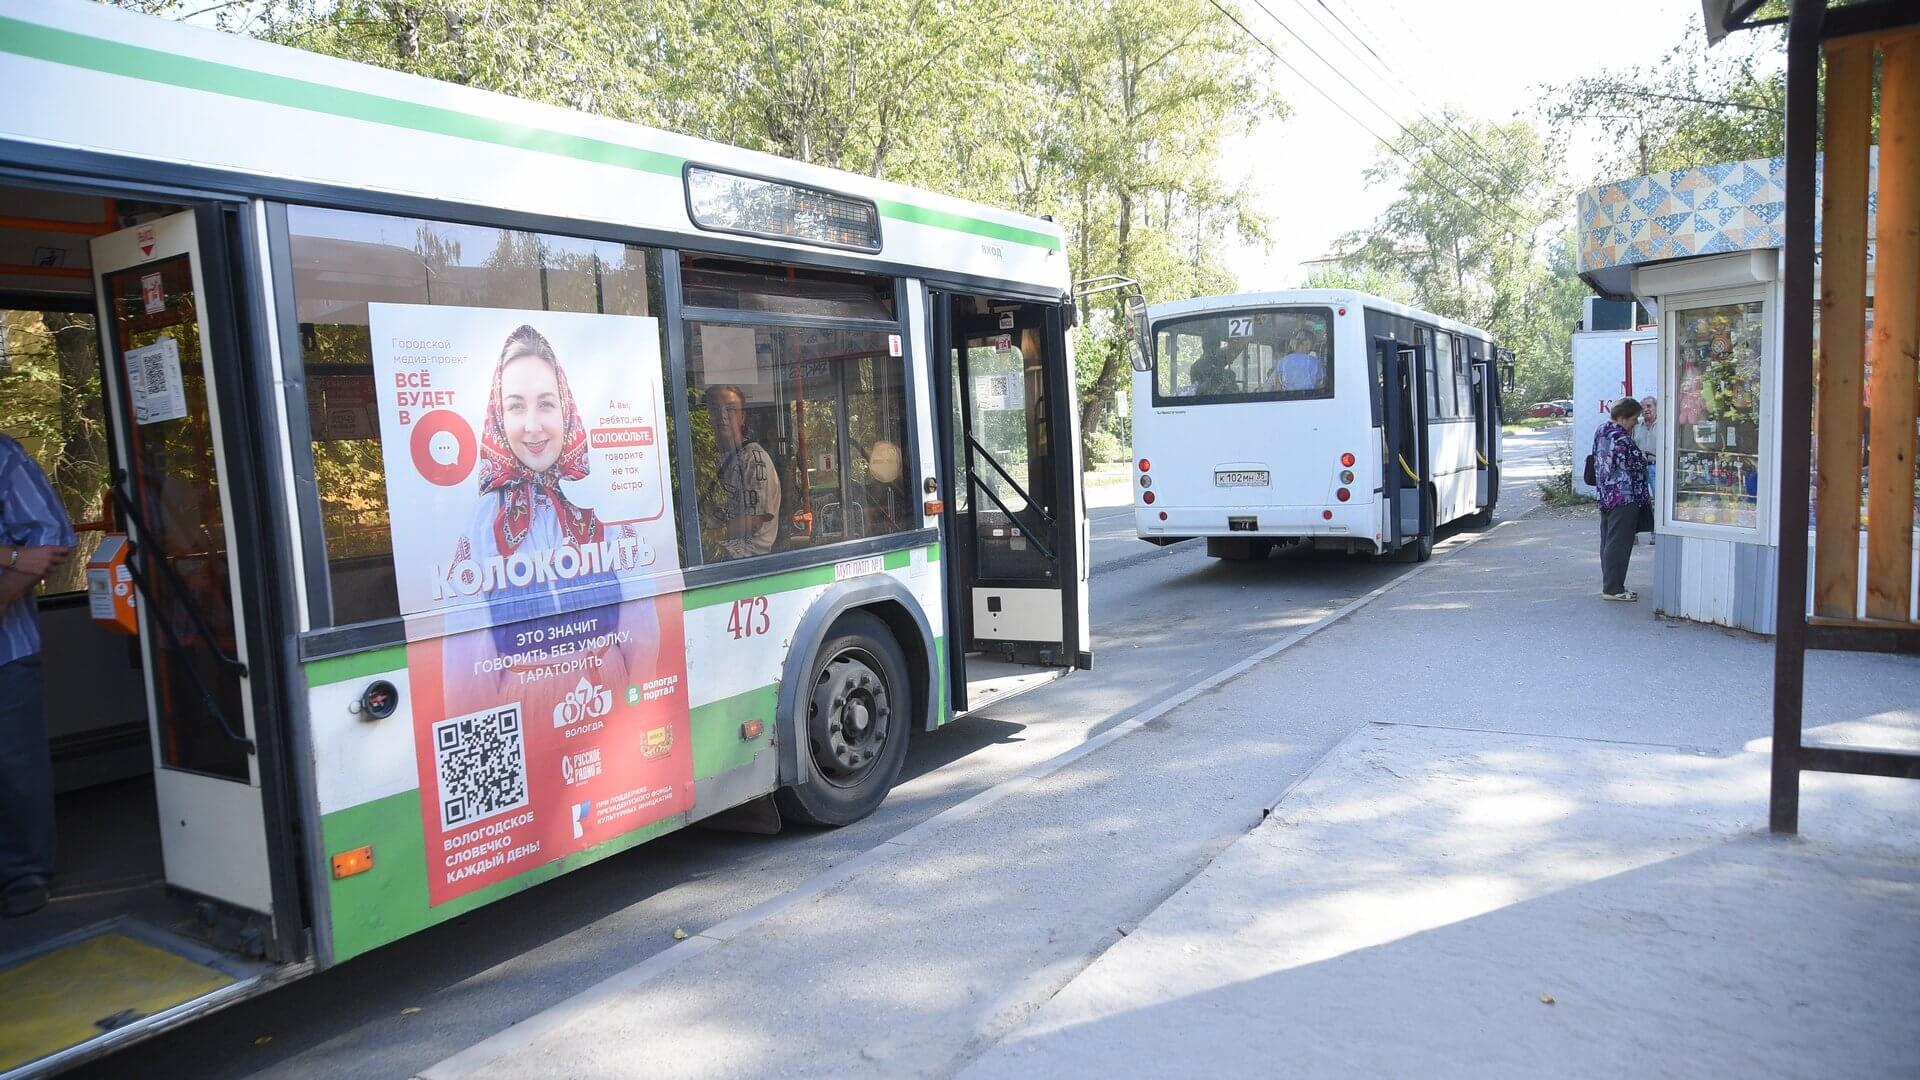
[963,723,1920,1080]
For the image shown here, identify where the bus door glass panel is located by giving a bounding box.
[1393,343,1423,540]
[963,327,1056,583]
[91,210,274,914]
[951,301,1067,660]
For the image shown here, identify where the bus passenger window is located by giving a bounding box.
[683,321,911,563]
[1152,308,1332,405]
[286,206,668,627]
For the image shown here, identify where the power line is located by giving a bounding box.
[1298,0,1539,195]
[1201,0,1514,239]
[1239,0,1527,219]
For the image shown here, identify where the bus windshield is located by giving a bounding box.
[1153,307,1333,406]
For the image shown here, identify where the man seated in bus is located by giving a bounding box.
[1186,342,1242,397]
[1265,329,1326,393]
[701,384,781,559]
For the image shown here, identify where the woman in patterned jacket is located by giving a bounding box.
[1593,397,1651,601]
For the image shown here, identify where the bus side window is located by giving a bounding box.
[286,206,669,627]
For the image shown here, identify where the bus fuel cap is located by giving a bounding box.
[359,680,399,721]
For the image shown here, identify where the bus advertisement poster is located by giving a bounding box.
[365,302,680,626]
[408,592,694,905]
[365,303,694,903]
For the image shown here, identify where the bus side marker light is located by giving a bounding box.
[923,499,945,515]
[1323,510,1333,521]
[1336,488,1351,502]
[741,719,765,741]
[1142,491,1155,504]
[332,845,374,880]
[1340,470,1355,485]
[1158,511,1168,521]
[1139,475,1151,489]
[1340,452,1356,467]
[1138,459,1151,472]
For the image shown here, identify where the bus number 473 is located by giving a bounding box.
[727,596,771,640]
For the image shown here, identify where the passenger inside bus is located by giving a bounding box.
[702,383,781,559]
[1266,329,1327,393]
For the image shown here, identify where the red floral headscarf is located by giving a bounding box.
[477,325,602,555]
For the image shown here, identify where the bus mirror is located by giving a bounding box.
[1125,294,1151,372]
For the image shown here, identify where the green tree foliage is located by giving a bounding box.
[1543,23,1787,181]
[1330,114,1583,416]
[1300,263,1412,305]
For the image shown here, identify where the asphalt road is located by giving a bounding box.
[74,429,1562,1080]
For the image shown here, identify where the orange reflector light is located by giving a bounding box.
[1340,452,1356,468]
[1138,459,1151,472]
[923,499,945,515]
[1142,490,1155,504]
[1158,511,1168,521]
[741,719,765,741]
[332,845,374,880]
[1322,510,1334,520]
[1336,488,1351,502]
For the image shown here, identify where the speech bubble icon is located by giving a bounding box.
[429,430,460,466]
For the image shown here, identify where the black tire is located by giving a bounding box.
[1466,506,1494,529]
[1395,530,1434,563]
[775,611,912,827]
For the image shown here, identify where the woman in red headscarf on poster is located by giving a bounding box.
[445,324,658,701]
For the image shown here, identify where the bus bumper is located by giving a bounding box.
[1134,502,1383,552]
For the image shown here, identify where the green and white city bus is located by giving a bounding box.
[0,3,1090,1073]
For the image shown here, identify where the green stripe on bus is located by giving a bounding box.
[0,18,1062,252]
[322,789,682,962]
[0,17,681,178]
[872,197,1060,251]
[684,563,836,610]
[305,645,406,687]
[690,683,776,780]
[682,543,933,610]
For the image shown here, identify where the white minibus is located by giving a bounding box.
[1133,291,1507,561]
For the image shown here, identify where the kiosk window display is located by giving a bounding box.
[1670,299,1766,530]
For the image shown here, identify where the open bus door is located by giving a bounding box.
[90,208,285,934]
[1376,335,1433,561]
[930,292,1084,715]
[1470,346,1510,521]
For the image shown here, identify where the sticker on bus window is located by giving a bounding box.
[975,371,1023,412]
[999,313,1015,330]
[124,335,188,425]
[141,272,165,314]
[994,333,1012,353]
[1226,316,1254,338]
[888,333,902,357]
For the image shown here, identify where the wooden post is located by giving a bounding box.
[1813,39,1874,618]
[1866,30,1920,620]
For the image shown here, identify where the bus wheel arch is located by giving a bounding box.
[773,580,935,826]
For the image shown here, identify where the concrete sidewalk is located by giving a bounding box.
[436,510,1920,1079]
[967,511,1920,1079]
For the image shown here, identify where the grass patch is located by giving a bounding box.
[1503,417,1563,435]
[1534,426,1595,508]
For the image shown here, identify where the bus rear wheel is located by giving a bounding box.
[776,611,912,827]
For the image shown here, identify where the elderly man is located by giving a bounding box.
[1,433,76,917]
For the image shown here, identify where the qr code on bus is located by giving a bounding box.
[432,704,529,830]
